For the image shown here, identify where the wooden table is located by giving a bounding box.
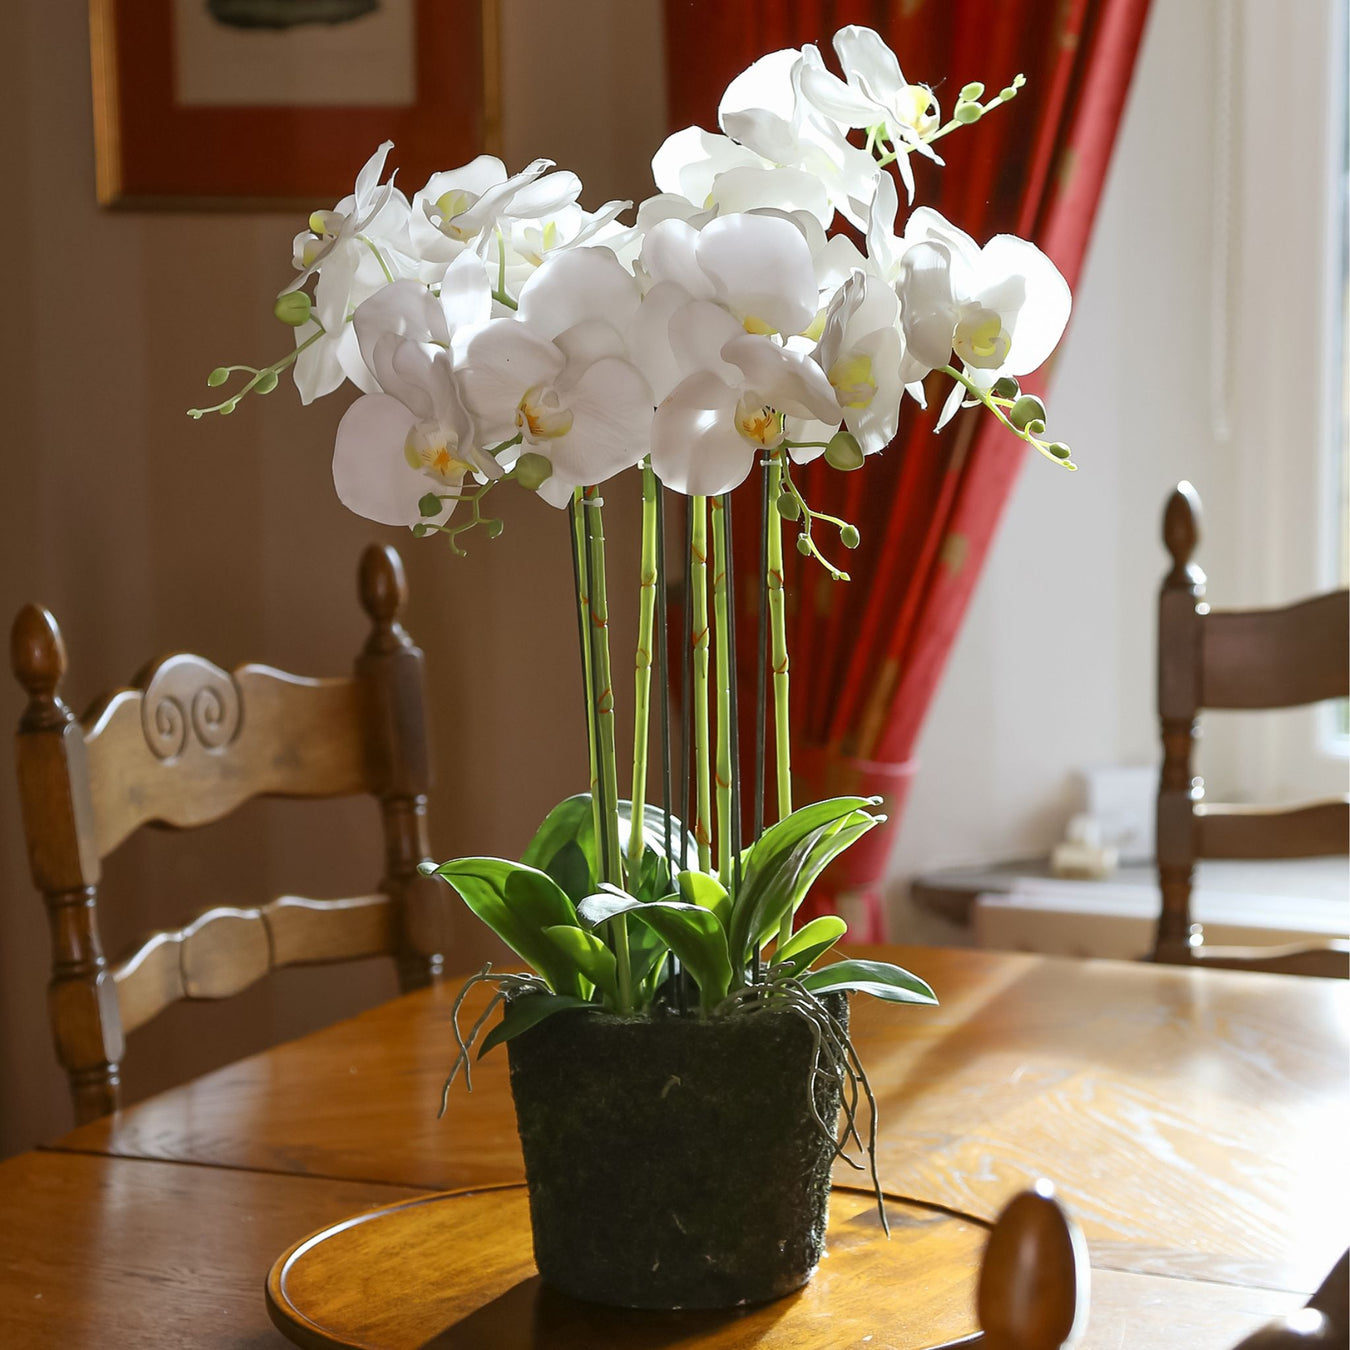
[4,946,1346,1347]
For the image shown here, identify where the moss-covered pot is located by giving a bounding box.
[506,992,847,1310]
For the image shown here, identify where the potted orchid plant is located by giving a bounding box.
[193,27,1073,1310]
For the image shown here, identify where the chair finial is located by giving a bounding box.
[977,1180,1089,1349]
[1164,481,1202,574]
[12,604,66,702]
[359,544,408,628]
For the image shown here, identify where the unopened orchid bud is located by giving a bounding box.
[955,102,984,124]
[1009,394,1046,431]
[412,523,431,538]
[219,398,238,416]
[795,534,812,557]
[418,492,442,518]
[992,376,1020,400]
[273,290,312,327]
[960,82,985,101]
[513,452,553,491]
[1048,442,1072,460]
[776,493,801,521]
[840,524,860,549]
[1025,418,1046,436]
[207,367,230,388]
[485,518,505,539]
[255,370,278,395]
[824,430,864,471]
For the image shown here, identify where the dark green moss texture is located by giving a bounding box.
[506,995,847,1309]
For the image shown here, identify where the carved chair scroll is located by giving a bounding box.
[12,544,449,1124]
[1155,482,1350,979]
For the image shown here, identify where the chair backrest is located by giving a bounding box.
[11,543,450,1124]
[1154,482,1350,978]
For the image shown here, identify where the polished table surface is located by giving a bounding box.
[6,945,1347,1346]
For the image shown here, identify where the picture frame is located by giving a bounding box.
[89,0,500,211]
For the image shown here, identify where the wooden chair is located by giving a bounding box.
[1155,482,1350,978]
[11,543,449,1124]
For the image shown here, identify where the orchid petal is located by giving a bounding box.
[651,371,755,496]
[332,393,441,528]
[898,241,959,371]
[549,357,652,484]
[518,248,641,342]
[696,214,817,335]
[934,378,966,432]
[832,27,904,106]
[722,334,841,424]
[459,321,565,438]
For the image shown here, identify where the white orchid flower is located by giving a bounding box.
[408,156,583,282]
[652,127,833,226]
[283,141,418,404]
[894,206,1071,428]
[645,294,841,495]
[331,260,499,528]
[638,213,820,337]
[801,268,908,456]
[717,47,880,229]
[496,197,635,296]
[797,27,942,203]
[457,249,653,506]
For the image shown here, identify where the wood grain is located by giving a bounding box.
[52,946,1350,1296]
[266,1185,986,1350]
[84,662,369,858]
[0,1150,423,1349]
[11,543,447,1121]
[0,1150,1303,1349]
[114,894,396,1035]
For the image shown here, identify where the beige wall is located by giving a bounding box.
[0,0,667,1157]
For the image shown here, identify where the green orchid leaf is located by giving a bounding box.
[521,794,594,875]
[577,893,731,1012]
[543,839,592,907]
[774,915,848,975]
[753,815,880,949]
[728,820,839,968]
[740,796,875,880]
[543,925,619,1006]
[627,919,669,991]
[432,859,584,997]
[477,992,595,1058]
[730,798,877,961]
[521,794,698,908]
[800,959,938,1006]
[676,870,732,932]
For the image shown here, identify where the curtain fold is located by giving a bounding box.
[665,0,1153,936]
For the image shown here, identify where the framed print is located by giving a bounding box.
[90,0,500,210]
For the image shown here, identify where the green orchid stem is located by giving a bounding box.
[583,487,633,1013]
[711,496,733,890]
[357,235,396,285]
[778,459,853,580]
[938,365,1076,469]
[689,496,714,874]
[570,491,602,868]
[766,454,794,953]
[627,461,659,872]
[187,325,325,419]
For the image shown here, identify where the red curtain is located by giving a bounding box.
[665,0,1152,937]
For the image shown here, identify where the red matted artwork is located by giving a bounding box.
[90,0,499,209]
